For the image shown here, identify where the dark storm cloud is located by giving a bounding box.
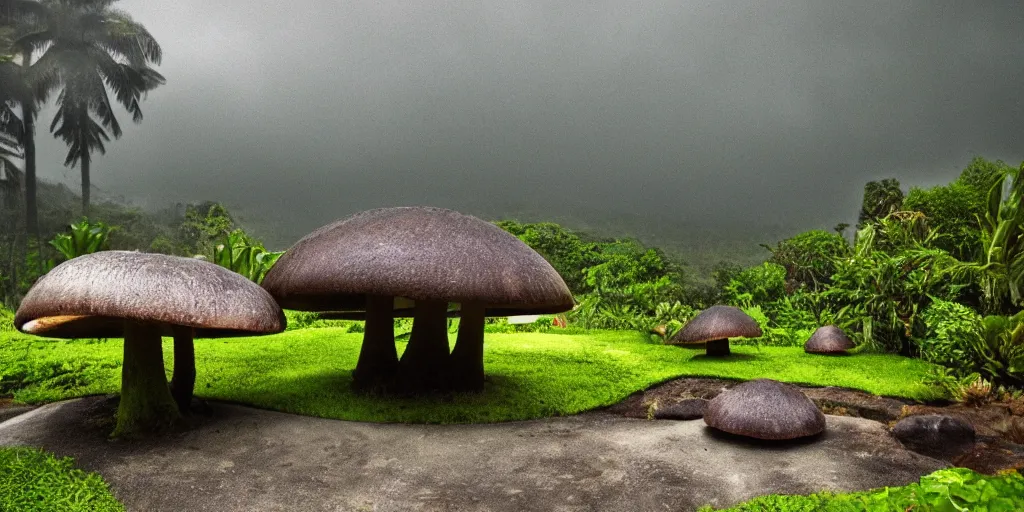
[31,0,1024,249]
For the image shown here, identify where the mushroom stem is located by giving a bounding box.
[113,321,182,438]
[706,338,730,357]
[352,294,399,392]
[399,299,450,391]
[169,325,196,414]
[449,302,486,392]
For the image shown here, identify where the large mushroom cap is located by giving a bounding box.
[261,207,575,316]
[704,379,826,440]
[15,251,285,338]
[667,305,762,345]
[804,325,855,354]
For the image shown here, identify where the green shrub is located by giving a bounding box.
[918,299,983,368]
[282,310,363,332]
[700,467,1024,512]
[724,262,787,306]
[970,312,1024,387]
[763,230,851,291]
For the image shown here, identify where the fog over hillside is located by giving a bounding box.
[25,0,1024,257]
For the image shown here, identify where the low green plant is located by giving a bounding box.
[969,312,1024,387]
[699,467,1024,512]
[48,218,113,261]
[210,229,283,283]
[0,447,124,512]
[922,367,983,402]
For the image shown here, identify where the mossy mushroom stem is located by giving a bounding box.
[169,325,195,414]
[351,294,399,392]
[449,302,487,392]
[705,338,730,357]
[114,321,182,438]
[399,299,451,391]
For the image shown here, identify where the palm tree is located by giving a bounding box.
[1,0,41,233]
[14,0,163,217]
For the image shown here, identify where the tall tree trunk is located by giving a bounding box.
[80,151,89,218]
[21,51,36,237]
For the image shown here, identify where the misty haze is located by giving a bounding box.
[9,0,1024,255]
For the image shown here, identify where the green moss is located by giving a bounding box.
[1,328,944,424]
[0,447,124,512]
[699,468,1024,512]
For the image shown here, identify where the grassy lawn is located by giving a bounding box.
[0,447,124,512]
[1,328,943,423]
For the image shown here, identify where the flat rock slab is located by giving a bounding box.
[0,405,35,424]
[0,397,946,512]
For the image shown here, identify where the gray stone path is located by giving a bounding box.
[0,397,946,512]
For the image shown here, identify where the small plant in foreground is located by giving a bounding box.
[0,447,124,511]
[698,467,1024,511]
[645,398,659,420]
[955,376,994,406]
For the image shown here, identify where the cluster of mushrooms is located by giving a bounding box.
[660,305,856,440]
[665,305,855,356]
[14,207,574,437]
[13,206,855,440]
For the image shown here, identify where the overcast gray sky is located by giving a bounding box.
[30,0,1024,249]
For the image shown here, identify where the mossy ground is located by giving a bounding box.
[0,447,124,512]
[699,468,1024,511]
[1,328,943,423]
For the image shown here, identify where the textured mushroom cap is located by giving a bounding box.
[14,251,285,338]
[261,207,575,316]
[704,379,826,440]
[666,305,762,345]
[804,325,855,354]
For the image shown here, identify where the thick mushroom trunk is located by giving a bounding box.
[449,302,486,392]
[706,338,730,357]
[352,295,399,392]
[398,299,450,391]
[114,321,182,438]
[169,325,196,414]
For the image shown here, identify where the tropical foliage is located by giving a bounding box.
[48,217,112,260]
[12,0,164,216]
[209,229,282,284]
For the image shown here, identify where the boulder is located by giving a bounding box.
[891,414,976,458]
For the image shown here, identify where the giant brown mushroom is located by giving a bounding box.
[803,325,855,354]
[14,251,285,437]
[704,379,826,440]
[261,206,574,393]
[666,305,761,356]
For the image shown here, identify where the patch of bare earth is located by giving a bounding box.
[606,376,1024,474]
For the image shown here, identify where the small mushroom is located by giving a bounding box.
[804,325,855,354]
[666,305,761,356]
[15,251,285,437]
[704,379,826,440]
[262,207,574,393]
